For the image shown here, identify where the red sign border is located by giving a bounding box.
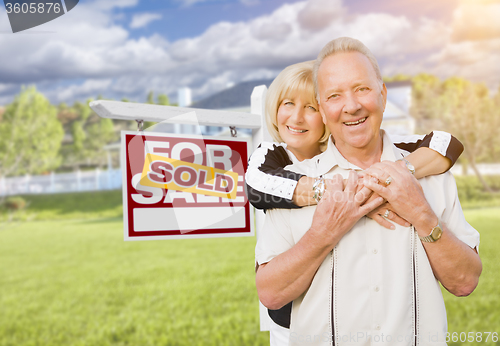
[121,131,255,241]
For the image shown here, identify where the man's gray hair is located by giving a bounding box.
[313,37,383,101]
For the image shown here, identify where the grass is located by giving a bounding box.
[0,191,499,345]
[0,218,267,346]
[0,190,122,222]
[442,208,500,345]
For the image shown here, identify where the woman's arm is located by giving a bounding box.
[245,142,304,210]
[247,132,464,210]
[391,131,463,178]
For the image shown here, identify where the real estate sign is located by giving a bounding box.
[121,131,253,241]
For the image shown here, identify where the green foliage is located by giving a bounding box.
[0,86,64,177]
[411,74,500,192]
[383,74,412,83]
[59,99,117,169]
[157,93,170,106]
[146,91,154,104]
[3,196,27,210]
[455,176,500,208]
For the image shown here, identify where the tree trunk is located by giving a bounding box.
[468,156,493,193]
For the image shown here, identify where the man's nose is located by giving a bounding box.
[343,94,361,114]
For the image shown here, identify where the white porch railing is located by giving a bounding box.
[0,168,122,197]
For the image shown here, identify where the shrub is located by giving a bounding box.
[4,196,27,210]
[455,175,500,208]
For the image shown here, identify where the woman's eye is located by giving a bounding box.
[308,105,318,112]
[283,101,294,106]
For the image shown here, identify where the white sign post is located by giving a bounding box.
[90,85,272,331]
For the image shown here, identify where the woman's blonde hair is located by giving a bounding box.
[265,60,330,150]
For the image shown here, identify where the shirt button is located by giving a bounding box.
[374,286,380,292]
[372,249,378,254]
[375,325,381,330]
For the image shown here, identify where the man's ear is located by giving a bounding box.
[381,83,388,111]
[319,104,328,124]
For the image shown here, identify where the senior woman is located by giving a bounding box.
[245,60,463,345]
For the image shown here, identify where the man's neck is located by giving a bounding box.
[334,133,384,169]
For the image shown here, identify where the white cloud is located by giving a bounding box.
[450,3,500,42]
[297,0,344,31]
[130,13,163,29]
[0,0,499,106]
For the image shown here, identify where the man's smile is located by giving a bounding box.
[343,117,367,126]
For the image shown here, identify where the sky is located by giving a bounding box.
[0,0,499,106]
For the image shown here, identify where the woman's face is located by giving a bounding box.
[277,93,324,161]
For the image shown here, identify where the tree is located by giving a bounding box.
[157,93,170,106]
[0,86,64,177]
[147,91,154,104]
[59,99,117,169]
[411,75,500,192]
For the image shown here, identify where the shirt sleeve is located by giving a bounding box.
[431,173,480,250]
[255,208,295,265]
[390,131,464,170]
[245,142,305,210]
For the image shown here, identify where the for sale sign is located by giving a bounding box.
[122,131,253,241]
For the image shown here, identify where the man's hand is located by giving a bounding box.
[357,170,410,229]
[367,202,411,229]
[311,172,384,243]
[362,161,436,230]
[362,161,482,297]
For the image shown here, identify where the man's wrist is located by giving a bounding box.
[414,213,439,238]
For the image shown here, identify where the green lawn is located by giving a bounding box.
[442,208,500,345]
[0,197,499,345]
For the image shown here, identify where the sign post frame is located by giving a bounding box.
[90,85,273,331]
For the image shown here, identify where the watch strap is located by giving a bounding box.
[419,223,443,243]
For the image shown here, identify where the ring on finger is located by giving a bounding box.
[385,176,393,186]
[383,210,390,218]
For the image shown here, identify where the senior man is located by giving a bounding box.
[255,37,481,346]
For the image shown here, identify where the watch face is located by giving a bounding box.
[432,226,443,240]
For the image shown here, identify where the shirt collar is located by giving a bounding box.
[315,130,403,175]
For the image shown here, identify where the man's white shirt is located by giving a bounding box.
[255,131,480,346]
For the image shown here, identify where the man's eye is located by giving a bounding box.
[328,94,339,100]
[358,87,369,92]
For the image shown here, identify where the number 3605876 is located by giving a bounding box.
[5,2,61,14]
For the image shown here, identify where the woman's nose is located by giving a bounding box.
[289,107,305,123]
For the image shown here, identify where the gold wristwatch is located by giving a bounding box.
[419,223,443,243]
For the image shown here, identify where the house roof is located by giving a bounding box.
[191,79,273,110]
[384,80,412,88]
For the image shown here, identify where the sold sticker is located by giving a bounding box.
[140,154,239,200]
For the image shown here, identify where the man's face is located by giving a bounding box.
[317,51,387,152]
